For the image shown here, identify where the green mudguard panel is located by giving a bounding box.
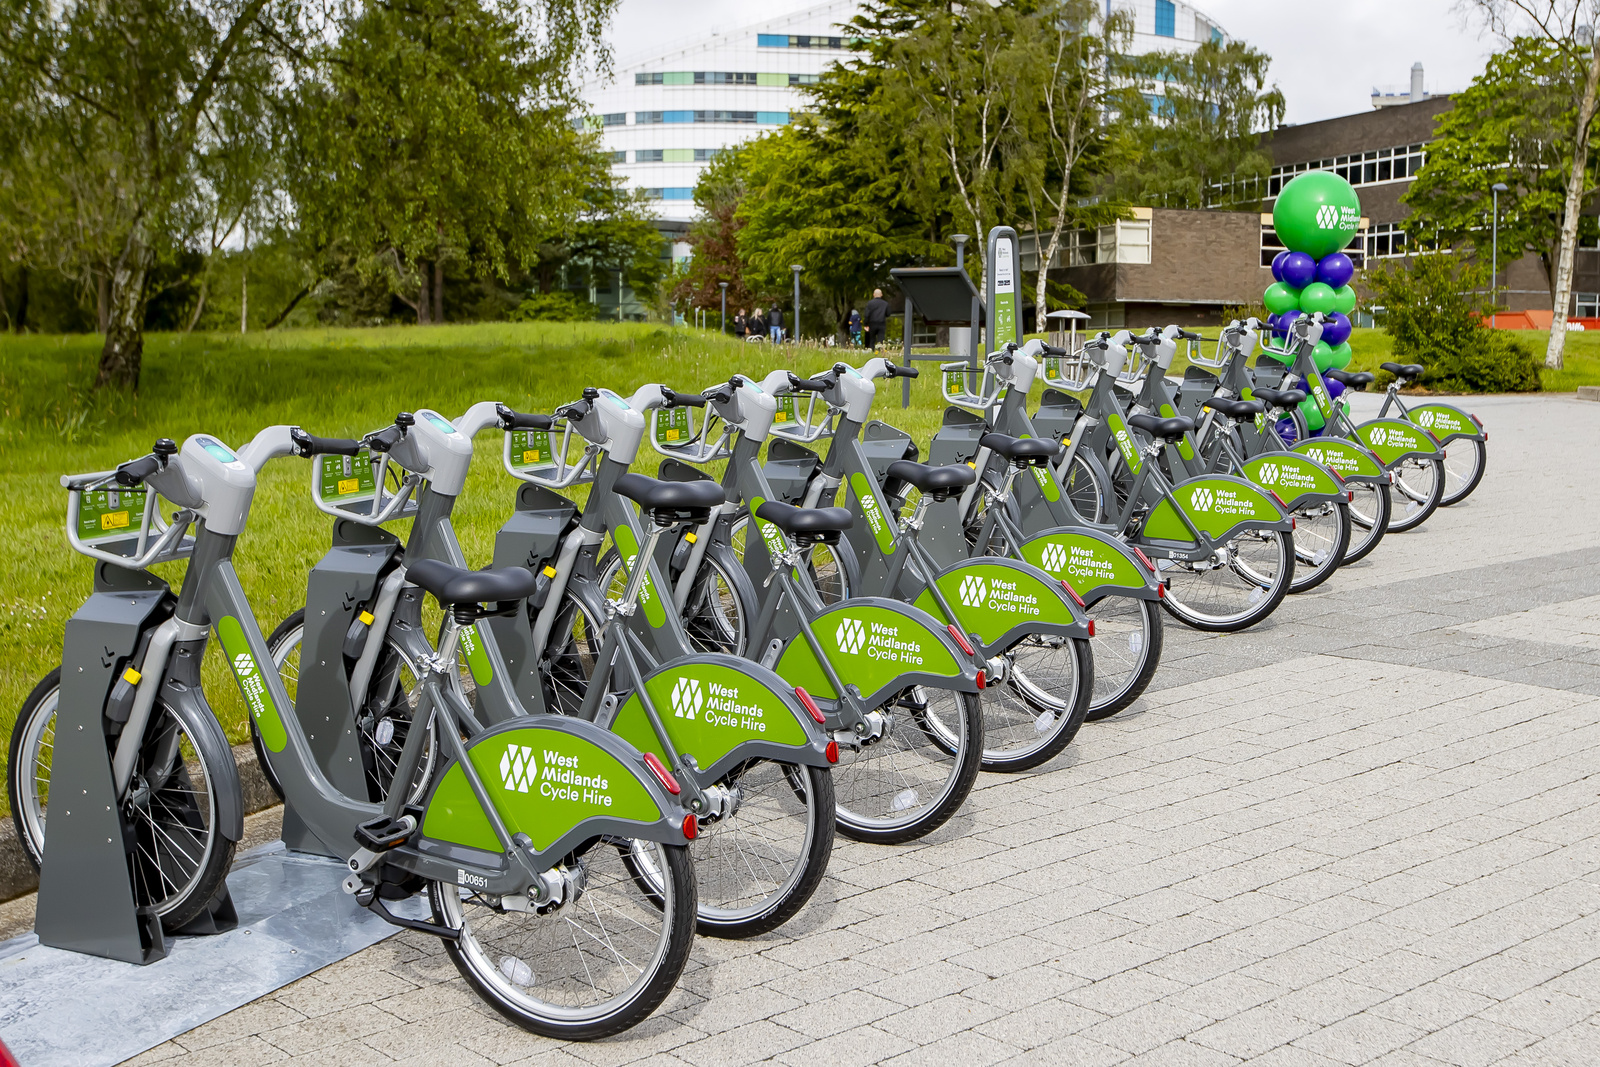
[1290,438,1385,483]
[422,719,668,856]
[1354,418,1440,466]
[775,598,968,707]
[612,654,827,777]
[1019,528,1158,604]
[1240,453,1343,510]
[1407,403,1482,444]
[913,557,1088,653]
[1143,475,1290,543]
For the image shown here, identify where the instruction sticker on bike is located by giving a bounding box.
[509,429,556,472]
[318,450,377,502]
[653,407,691,446]
[773,395,797,424]
[78,487,148,544]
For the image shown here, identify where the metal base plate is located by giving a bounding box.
[0,843,426,1067]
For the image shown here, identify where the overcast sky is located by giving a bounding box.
[598,0,1503,125]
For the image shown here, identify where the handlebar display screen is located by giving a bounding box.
[509,429,556,472]
[319,449,377,503]
[198,438,237,464]
[654,406,691,446]
[78,487,148,544]
[421,412,458,435]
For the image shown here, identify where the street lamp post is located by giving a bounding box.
[790,265,803,343]
[719,281,729,334]
[1491,182,1508,328]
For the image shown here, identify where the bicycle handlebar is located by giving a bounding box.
[787,372,830,392]
[290,428,362,457]
[495,403,556,431]
[663,387,706,408]
[114,455,163,486]
[885,363,919,379]
[554,399,593,422]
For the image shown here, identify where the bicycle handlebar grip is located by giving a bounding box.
[290,427,362,458]
[495,404,556,431]
[701,385,735,405]
[1179,330,1204,342]
[887,364,919,379]
[555,399,593,422]
[114,455,162,486]
[663,387,706,408]
[1041,344,1068,357]
[786,372,827,392]
[364,424,405,453]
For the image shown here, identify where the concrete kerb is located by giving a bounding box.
[0,742,279,903]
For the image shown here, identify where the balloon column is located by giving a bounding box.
[1261,171,1362,430]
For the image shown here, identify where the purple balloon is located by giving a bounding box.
[1315,252,1354,290]
[1321,311,1352,347]
[1324,377,1346,401]
[1281,251,1316,289]
[1271,250,1290,282]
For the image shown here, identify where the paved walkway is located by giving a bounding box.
[123,394,1600,1067]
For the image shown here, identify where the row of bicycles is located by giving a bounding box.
[7,310,1485,1040]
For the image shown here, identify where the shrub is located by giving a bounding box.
[1365,254,1541,392]
[509,291,597,322]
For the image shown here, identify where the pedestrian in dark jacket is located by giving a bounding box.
[848,309,863,346]
[733,309,747,339]
[863,290,889,350]
[768,306,785,343]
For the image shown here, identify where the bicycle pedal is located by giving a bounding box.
[354,814,416,852]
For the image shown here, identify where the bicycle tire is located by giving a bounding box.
[1343,481,1390,565]
[978,632,1095,772]
[1288,501,1350,594]
[833,687,982,845]
[433,839,696,1040]
[1441,437,1487,506]
[1159,529,1296,633]
[1387,455,1445,532]
[1084,598,1164,722]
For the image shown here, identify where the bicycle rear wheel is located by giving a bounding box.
[977,631,1094,771]
[1441,438,1487,506]
[1084,597,1163,722]
[433,839,695,1040]
[1388,456,1445,532]
[1288,501,1349,593]
[1157,528,1295,632]
[832,686,982,844]
[1344,481,1390,564]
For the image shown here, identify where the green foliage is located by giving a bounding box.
[510,291,597,322]
[1365,254,1542,393]
[1404,36,1599,300]
[1109,40,1284,210]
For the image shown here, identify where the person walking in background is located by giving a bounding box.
[768,305,785,343]
[733,308,748,340]
[848,308,863,346]
[863,289,889,350]
[750,307,766,342]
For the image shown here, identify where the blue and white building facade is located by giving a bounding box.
[580,0,861,235]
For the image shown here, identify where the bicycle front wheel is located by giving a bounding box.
[832,686,982,844]
[1441,437,1487,506]
[433,838,696,1041]
[1158,528,1295,632]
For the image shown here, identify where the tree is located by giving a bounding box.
[1108,39,1284,211]
[524,149,666,309]
[674,147,756,315]
[290,0,618,327]
[0,0,293,387]
[1018,0,1140,320]
[1466,0,1600,369]
[1404,36,1599,312]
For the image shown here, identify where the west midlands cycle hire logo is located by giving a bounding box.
[1190,486,1214,511]
[670,677,704,720]
[836,617,866,655]
[1256,463,1279,486]
[1415,410,1435,429]
[501,742,614,806]
[233,652,256,678]
[958,575,988,608]
[1040,541,1069,571]
[1316,204,1359,231]
[500,744,538,792]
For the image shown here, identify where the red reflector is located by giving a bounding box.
[1291,517,1297,529]
[1347,491,1354,502]
[681,814,698,841]
[946,624,974,656]
[1132,546,1156,572]
[0,1038,17,1067]
[794,687,825,724]
[643,752,680,795]
[974,669,986,690]
[1268,489,1288,508]
[825,740,839,764]
[1087,619,1095,637]
[1157,582,1165,598]
[1059,579,1085,608]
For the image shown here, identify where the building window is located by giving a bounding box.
[609,150,626,163]
[1115,219,1151,264]
[789,73,820,85]
[1262,220,1367,268]
[635,72,661,85]
[1577,293,1599,317]
[636,111,663,124]
[1266,144,1426,197]
[693,148,720,162]
[758,33,844,48]
[1155,0,1175,37]
[1365,222,1408,259]
[664,110,693,123]
[756,111,790,125]
[642,187,694,200]
[695,71,758,85]
[602,112,625,126]
[636,149,664,163]
[694,110,757,123]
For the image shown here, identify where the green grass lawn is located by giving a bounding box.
[1,320,1591,818]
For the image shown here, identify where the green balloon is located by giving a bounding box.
[1297,397,1326,432]
[1328,341,1353,370]
[1311,340,1336,371]
[1300,282,1336,315]
[1273,172,1362,258]
[1263,282,1301,315]
[1332,285,1357,315]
